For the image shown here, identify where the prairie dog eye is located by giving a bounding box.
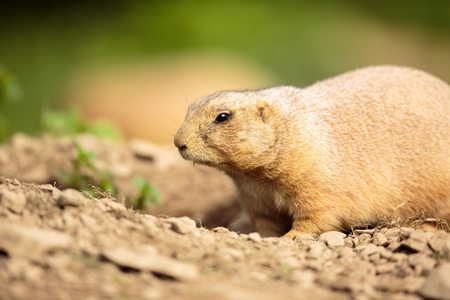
[214,113,231,123]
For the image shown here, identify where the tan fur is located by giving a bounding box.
[174,65,450,237]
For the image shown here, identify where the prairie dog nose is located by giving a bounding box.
[174,133,187,151]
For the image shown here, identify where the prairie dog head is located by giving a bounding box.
[174,89,287,172]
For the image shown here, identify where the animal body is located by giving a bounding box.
[174,66,450,237]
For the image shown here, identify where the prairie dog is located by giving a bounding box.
[174,66,450,237]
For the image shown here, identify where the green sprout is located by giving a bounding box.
[58,139,117,195]
[42,110,122,141]
[132,175,161,210]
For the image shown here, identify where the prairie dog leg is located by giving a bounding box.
[240,194,291,237]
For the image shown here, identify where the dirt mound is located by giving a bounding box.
[1,178,450,299]
[0,133,242,230]
[1,134,450,299]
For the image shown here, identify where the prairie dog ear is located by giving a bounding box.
[257,101,274,123]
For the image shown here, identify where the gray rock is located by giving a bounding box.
[248,232,262,243]
[375,263,396,274]
[420,263,450,300]
[373,232,388,246]
[358,244,380,257]
[357,233,372,245]
[167,216,197,235]
[428,231,450,252]
[318,231,346,247]
[56,189,88,207]
[0,189,26,214]
[402,230,428,252]
[400,227,414,239]
[102,246,198,281]
[212,227,229,234]
[343,237,355,248]
[0,224,71,259]
[385,227,402,242]
[408,252,436,276]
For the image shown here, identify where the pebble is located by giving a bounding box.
[56,189,87,207]
[385,227,402,242]
[101,246,198,281]
[212,227,230,234]
[376,263,396,274]
[357,233,372,245]
[318,231,346,247]
[358,244,379,257]
[167,217,197,235]
[373,232,388,246]
[402,230,428,252]
[420,263,450,300]
[0,223,71,259]
[428,231,450,252]
[343,237,355,248]
[248,232,262,243]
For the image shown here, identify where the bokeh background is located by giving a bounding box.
[1,0,449,143]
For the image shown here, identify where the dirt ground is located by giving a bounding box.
[1,134,450,300]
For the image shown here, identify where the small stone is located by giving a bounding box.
[408,253,436,276]
[129,139,158,160]
[0,189,26,214]
[376,263,396,274]
[373,232,388,246]
[248,232,262,243]
[56,189,87,207]
[358,244,379,257]
[353,229,376,235]
[400,227,414,239]
[0,224,71,259]
[167,217,197,235]
[357,233,372,245]
[387,241,402,252]
[344,237,354,248]
[379,247,393,260]
[212,227,229,233]
[318,231,346,247]
[390,253,408,263]
[402,230,428,252]
[428,231,450,252]
[102,246,198,281]
[385,227,402,242]
[420,263,450,300]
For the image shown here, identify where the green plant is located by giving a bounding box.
[58,140,161,211]
[42,110,122,141]
[58,139,117,195]
[132,175,161,210]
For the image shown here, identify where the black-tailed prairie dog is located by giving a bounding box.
[174,65,450,238]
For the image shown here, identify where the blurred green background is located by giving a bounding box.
[1,0,449,141]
